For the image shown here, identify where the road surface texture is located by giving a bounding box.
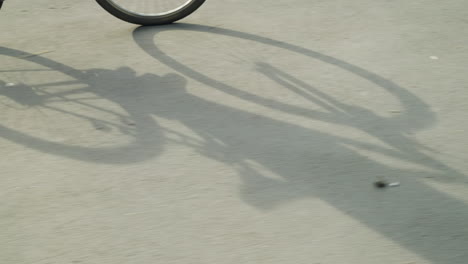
[1,1,468,263]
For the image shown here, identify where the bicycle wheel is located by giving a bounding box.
[95,0,206,25]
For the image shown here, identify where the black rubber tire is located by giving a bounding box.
[96,0,206,25]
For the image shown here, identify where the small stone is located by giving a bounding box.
[374,180,387,188]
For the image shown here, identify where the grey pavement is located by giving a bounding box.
[1,1,468,263]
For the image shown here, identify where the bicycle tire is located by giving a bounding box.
[95,0,206,25]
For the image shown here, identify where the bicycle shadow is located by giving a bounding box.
[1,24,467,263]
[132,24,468,263]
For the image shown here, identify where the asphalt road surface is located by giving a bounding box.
[1,1,468,263]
